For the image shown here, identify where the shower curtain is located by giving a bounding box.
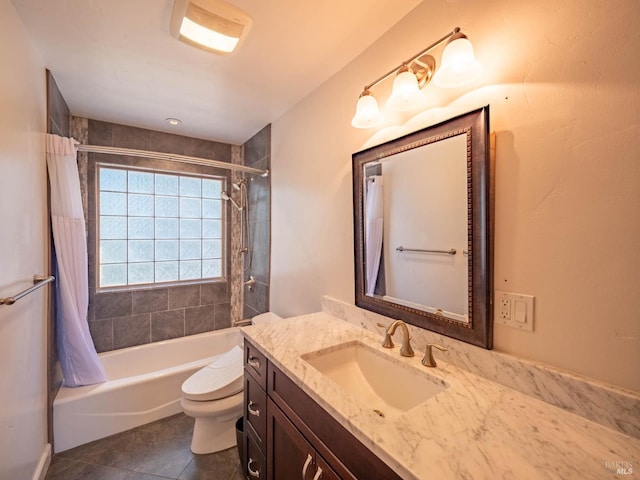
[365,176,384,296]
[46,134,107,387]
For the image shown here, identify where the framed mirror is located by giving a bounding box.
[352,106,493,348]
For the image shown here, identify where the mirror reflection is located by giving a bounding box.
[352,106,492,348]
[363,134,469,322]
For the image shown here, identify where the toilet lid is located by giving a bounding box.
[181,346,244,401]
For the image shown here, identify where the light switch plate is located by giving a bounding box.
[495,291,535,331]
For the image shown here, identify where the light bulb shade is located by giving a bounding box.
[351,91,383,128]
[433,34,482,88]
[170,0,252,55]
[387,68,426,111]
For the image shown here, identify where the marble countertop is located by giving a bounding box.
[241,313,639,480]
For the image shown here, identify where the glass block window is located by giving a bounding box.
[97,164,225,288]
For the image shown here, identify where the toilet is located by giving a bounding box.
[180,312,281,454]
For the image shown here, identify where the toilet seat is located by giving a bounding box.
[181,391,243,417]
[181,346,243,401]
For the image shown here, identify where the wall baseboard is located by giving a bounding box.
[32,443,51,480]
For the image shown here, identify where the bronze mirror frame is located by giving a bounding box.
[352,106,493,349]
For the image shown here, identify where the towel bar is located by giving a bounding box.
[0,274,55,306]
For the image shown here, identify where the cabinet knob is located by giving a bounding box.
[248,356,261,369]
[302,453,313,479]
[248,458,261,478]
[248,400,261,417]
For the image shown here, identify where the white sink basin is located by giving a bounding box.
[302,341,448,416]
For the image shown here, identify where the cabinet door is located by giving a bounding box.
[313,456,340,480]
[267,398,334,480]
[268,363,401,480]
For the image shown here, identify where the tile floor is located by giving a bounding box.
[45,414,245,480]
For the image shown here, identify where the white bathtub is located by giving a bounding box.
[53,328,243,453]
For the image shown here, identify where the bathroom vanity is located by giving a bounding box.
[242,337,401,479]
[241,313,639,479]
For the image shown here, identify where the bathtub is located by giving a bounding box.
[53,328,243,453]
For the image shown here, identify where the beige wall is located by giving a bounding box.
[0,0,49,477]
[271,0,640,392]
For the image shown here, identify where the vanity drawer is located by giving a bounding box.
[245,431,266,480]
[245,371,267,453]
[245,340,267,387]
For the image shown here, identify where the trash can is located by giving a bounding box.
[235,417,244,464]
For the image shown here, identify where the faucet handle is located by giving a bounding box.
[378,322,395,348]
[422,344,447,367]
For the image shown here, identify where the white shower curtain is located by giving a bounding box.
[365,176,384,296]
[46,134,107,387]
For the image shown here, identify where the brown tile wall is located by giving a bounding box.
[242,125,271,319]
[83,119,234,352]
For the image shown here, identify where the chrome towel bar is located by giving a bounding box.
[396,246,456,255]
[0,275,55,306]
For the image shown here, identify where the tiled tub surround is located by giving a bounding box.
[229,145,244,323]
[323,296,640,440]
[241,314,640,480]
[242,124,271,320]
[90,284,231,351]
[81,119,234,352]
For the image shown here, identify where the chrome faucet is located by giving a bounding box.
[381,320,414,357]
[422,344,448,367]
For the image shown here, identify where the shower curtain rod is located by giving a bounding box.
[75,144,269,177]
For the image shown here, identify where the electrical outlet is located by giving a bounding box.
[495,291,535,331]
[499,298,511,319]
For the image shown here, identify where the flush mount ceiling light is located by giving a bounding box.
[170,0,252,55]
[165,117,182,126]
[351,27,482,128]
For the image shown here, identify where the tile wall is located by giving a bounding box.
[242,125,271,319]
[79,119,235,352]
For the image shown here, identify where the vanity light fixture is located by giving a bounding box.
[351,89,384,129]
[433,31,482,87]
[386,64,427,111]
[170,0,252,55]
[351,27,482,128]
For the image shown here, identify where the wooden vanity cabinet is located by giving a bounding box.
[243,339,402,480]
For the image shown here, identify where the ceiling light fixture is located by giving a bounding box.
[170,0,252,55]
[166,117,182,126]
[351,27,482,128]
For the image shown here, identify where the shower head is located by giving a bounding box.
[221,191,243,211]
[232,178,248,191]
